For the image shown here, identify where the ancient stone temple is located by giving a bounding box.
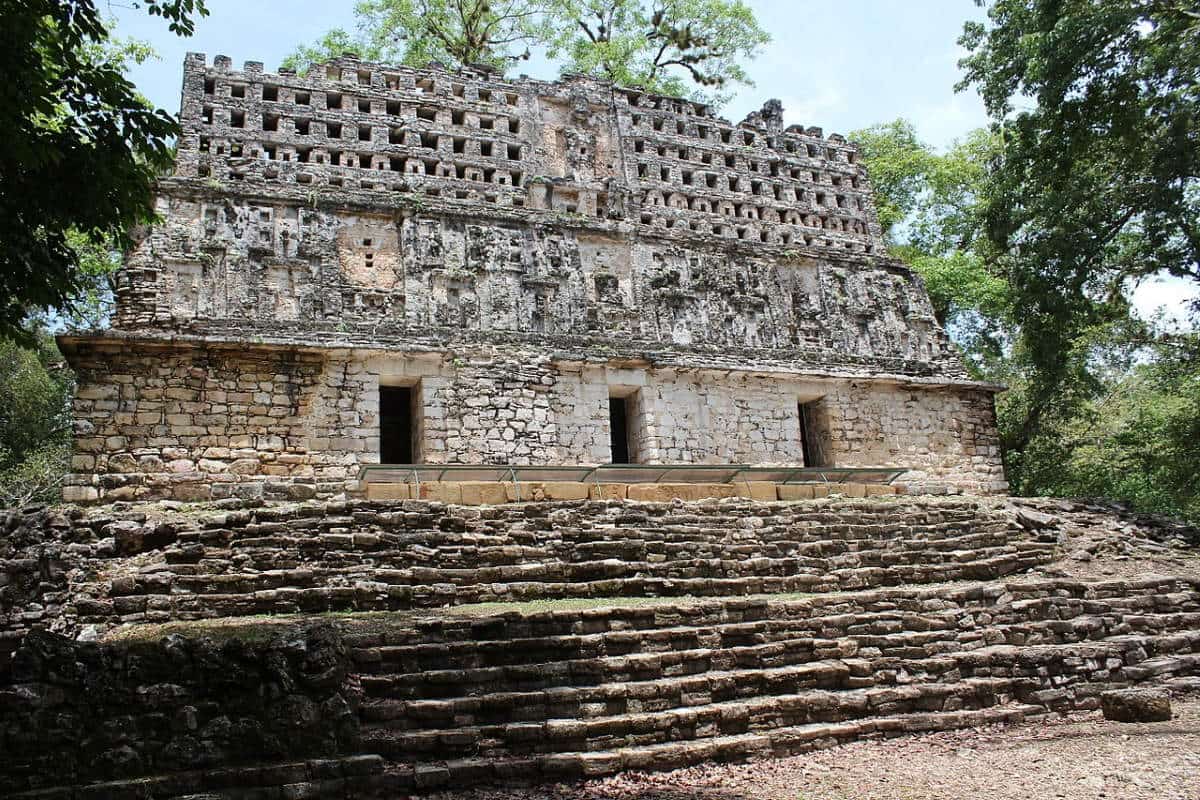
[57,53,1006,504]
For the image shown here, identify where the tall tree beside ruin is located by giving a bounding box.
[282,0,549,74]
[854,110,1200,520]
[958,0,1200,373]
[543,0,769,103]
[0,0,208,341]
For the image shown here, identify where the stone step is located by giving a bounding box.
[103,549,1051,602]
[85,571,1198,635]
[356,632,1200,772]
[361,681,1032,763]
[162,543,1045,587]
[353,608,1200,678]
[358,624,1200,716]
[193,525,1021,557]
[358,659,862,727]
[386,703,1045,791]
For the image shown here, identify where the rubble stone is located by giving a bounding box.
[1100,688,1173,722]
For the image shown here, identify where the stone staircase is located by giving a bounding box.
[4,496,1199,798]
[339,577,1200,790]
[82,498,1053,626]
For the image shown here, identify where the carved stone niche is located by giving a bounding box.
[337,215,402,291]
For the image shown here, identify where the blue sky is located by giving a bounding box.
[107,0,1196,322]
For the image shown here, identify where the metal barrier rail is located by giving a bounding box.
[358,464,907,486]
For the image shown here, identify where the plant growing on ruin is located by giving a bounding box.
[0,0,208,341]
[543,0,769,104]
[282,0,549,74]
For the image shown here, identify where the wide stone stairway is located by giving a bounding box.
[79,498,1053,625]
[348,577,1200,790]
[2,496,1199,798]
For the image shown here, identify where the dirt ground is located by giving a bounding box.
[434,696,1200,800]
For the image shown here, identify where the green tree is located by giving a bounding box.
[282,0,547,74]
[0,331,75,506]
[544,0,769,103]
[284,0,769,104]
[852,117,1200,519]
[850,120,1011,372]
[958,0,1200,377]
[955,0,1200,514]
[0,0,207,342]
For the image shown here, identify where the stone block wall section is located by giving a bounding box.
[59,340,1006,504]
[3,496,1199,797]
[1,497,1044,645]
[176,54,881,251]
[113,52,959,376]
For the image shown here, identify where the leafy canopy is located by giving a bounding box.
[852,117,1200,521]
[543,0,769,103]
[283,0,768,104]
[958,0,1200,374]
[850,120,1011,370]
[281,0,548,74]
[0,0,207,341]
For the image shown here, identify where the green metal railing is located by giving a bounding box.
[358,463,906,486]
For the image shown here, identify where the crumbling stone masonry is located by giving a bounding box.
[58,53,1007,503]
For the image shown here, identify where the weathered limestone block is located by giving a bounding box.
[1100,688,1173,722]
[627,483,739,502]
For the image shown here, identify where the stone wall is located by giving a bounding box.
[111,52,960,378]
[3,574,1199,797]
[117,204,953,373]
[60,340,1004,502]
[1,625,367,798]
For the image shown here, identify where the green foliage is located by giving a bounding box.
[952,0,1200,519]
[959,0,1200,374]
[281,0,547,74]
[850,120,1011,367]
[0,0,207,342]
[282,0,769,104]
[853,113,1199,522]
[543,0,769,104]
[281,28,383,73]
[1007,331,1200,523]
[0,334,74,507]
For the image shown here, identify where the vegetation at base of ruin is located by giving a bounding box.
[281,0,768,104]
[0,234,121,507]
[0,333,74,507]
[0,0,207,343]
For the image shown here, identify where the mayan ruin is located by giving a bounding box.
[2,16,1199,799]
[56,53,1005,505]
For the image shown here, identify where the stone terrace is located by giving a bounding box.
[2,495,1200,798]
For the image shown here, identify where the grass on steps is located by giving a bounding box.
[99,581,978,644]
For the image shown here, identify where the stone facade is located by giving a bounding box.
[59,53,1007,502]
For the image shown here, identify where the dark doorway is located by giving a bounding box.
[798,400,822,468]
[609,395,632,463]
[380,386,415,463]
